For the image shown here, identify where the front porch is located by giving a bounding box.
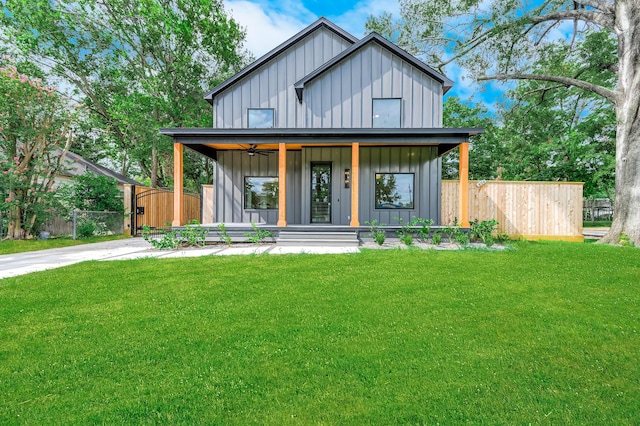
[163,129,479,232]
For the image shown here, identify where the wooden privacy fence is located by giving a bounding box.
[123,185,201,235]
[442,180,584,241]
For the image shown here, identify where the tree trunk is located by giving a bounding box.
[6,204,27,240]
[151,143,158,188]
[599,0,640,245]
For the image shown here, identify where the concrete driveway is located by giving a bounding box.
[0,238,360,279]
[0,238,153,279]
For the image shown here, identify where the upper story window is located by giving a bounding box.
[372,98,401,128]
[248,108,274,128]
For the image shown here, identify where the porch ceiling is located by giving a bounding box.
[160,127,483,159]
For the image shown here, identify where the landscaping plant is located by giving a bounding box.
[470,219,499,247]
[244,221,274,244]
[180,220,208,247]
[365,219,386,245]
[217,223,232,246]
[394,217,414,246]
[408,216,434,242]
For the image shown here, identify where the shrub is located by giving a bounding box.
[470,219,499,247]
[244,222,274,244]
[365,219,386,246]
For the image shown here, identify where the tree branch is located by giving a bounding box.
[575,0,615,13]
[531,9,614,30]
[478,73,616,103]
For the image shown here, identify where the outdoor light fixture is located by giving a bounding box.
[344,169,350,188]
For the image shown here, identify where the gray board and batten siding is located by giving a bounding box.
[302,41,444,129]
[213,25,354,129]
[215,146,440,226]
[211,23,445,130]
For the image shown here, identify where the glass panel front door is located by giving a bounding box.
[311,163,331,223]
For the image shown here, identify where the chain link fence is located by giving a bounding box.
[71,210,124,239]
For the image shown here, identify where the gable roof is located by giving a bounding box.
[294,32,454,102]
[60,151,142,185]
[203,17,358,104]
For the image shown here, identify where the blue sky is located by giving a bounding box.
[222,0,505,109]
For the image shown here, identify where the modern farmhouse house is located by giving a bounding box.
[161,18,480,233]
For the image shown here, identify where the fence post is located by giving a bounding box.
[73,210,77,240]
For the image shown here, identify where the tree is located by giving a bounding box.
[368,0,640,245]
[441,97,504,180]
[62,172,125,214]
[1,0,248,189]
[0,58,76,239]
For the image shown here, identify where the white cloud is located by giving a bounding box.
[223,0,311,58]
[331,0,400,37]
[223,0,401,58]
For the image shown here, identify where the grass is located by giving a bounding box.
[583,220,613,228]
[1,242,638,424]
[0,235,129,255]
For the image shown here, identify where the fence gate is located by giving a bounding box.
[133,187,201,236]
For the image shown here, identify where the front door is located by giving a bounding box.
[311,163,332,223]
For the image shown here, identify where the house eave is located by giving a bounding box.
[203,17,359,105]
[160,127,482,150]
[294,32,454,102]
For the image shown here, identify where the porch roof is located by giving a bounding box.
[159,127,483,159]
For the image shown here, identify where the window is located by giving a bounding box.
[375,173,414,209]
[248,109,274,128]
[244,177,279,210]
[372,98,401,128]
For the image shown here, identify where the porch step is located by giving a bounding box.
[277,231,360,248]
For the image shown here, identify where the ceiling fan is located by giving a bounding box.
[243,144,272,156]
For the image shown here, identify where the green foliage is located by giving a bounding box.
[2,243,639,423]
[454,230,470,246]
[180,220,209,247]
[365,219,386,245]
[141,225,181,250]
[62,172,125,213]
[217,222,232,246]
[408,216,434,242]
[394,216,414,245]
[619,232,635,248]
[470,219,499,247]
[142,220,208,249]
[76,220,98,239]
[431,231,442,245]
[1,0,249,189]
[244,222,274,244]
[0,57,75,239]
[441,225,459,243]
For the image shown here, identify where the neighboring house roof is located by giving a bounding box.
[294,32,454,102]
[203,17,359,104]
[59,151,142,185]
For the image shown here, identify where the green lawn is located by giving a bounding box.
[583,220,613,228]
[1,242,638,424]
[0,235,129,255]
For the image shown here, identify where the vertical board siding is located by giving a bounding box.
[359,146,440,226]
[441,181,583,239]
[286,151,303,224]
[214,28,353,129]
[303,44,443,128]
[216,150,301,225]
